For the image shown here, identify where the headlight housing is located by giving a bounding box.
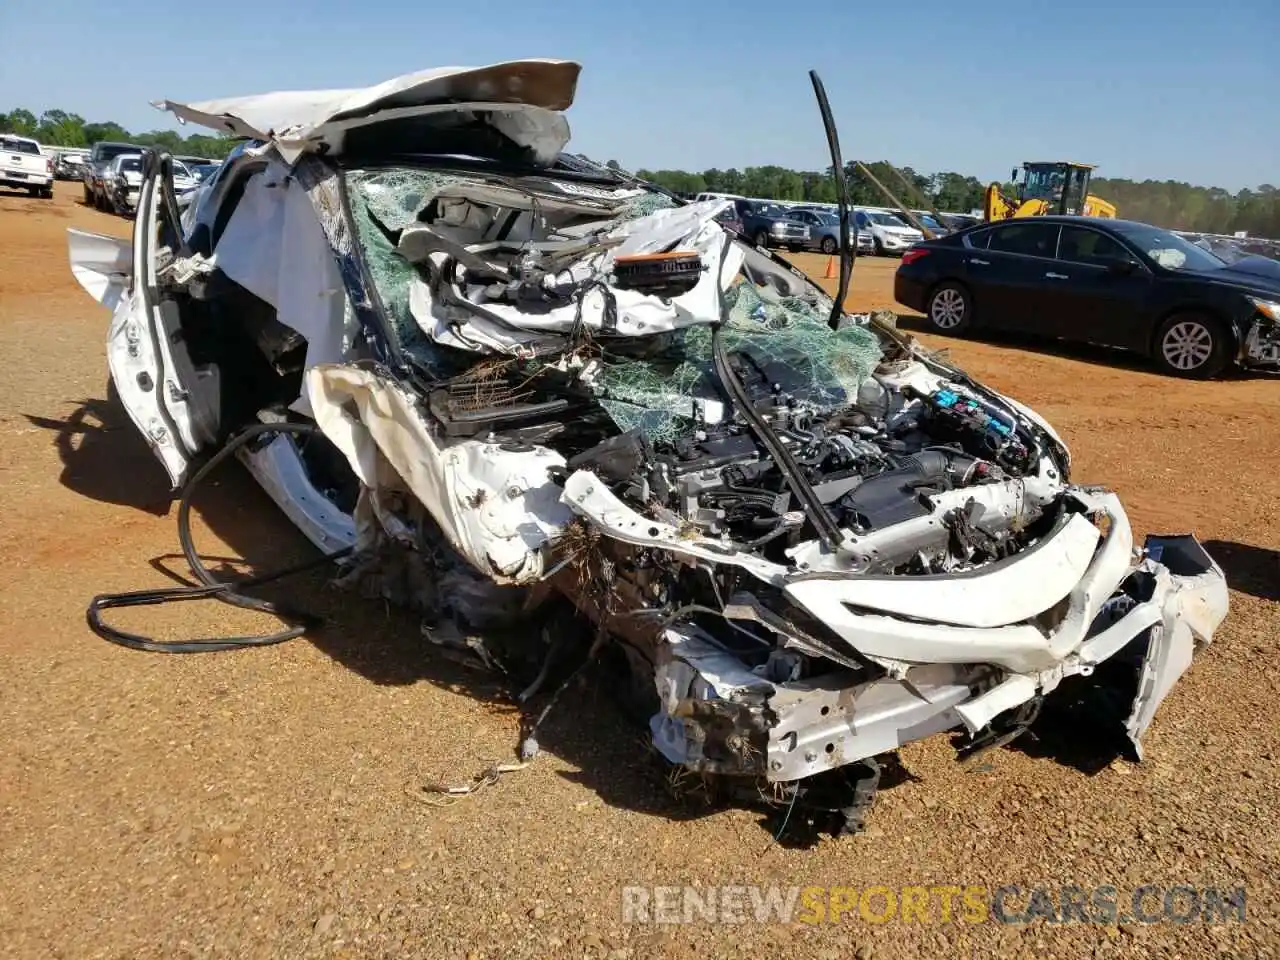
[1248,296,1280,322]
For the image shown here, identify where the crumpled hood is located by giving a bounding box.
[154,59,581,165]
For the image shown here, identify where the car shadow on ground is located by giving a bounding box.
[22,391,174,515]
[1202,540,1280,602]
[894,311,1280,381]
[1001,687,1135,776]
[0,186,50,199]
[894,312,1161,375]
[32,390,929,841]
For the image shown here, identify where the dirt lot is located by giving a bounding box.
[1,187,1277,959]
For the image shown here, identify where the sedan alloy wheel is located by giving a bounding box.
[928,284,970,332]
[1160,320,1214,371]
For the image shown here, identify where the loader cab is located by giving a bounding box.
[1016,162,1094,216]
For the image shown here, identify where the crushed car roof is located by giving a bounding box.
[154,59,582,164]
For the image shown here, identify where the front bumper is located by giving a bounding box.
[0,171,51,188]
[649,501,1227,781]
[1242,318,1280,368]
[878,235,920,253]
[110,186,141,212]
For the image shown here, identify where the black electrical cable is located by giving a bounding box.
[86,422,353,653]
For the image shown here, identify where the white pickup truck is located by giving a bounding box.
[0,135,54,198]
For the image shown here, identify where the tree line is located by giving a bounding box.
[631,161,1280,239]
[7,106,1276,237]
[0,108,236,161]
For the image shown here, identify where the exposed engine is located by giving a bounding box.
[564,357,1053,581]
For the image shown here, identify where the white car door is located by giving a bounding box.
[68,153,221,488]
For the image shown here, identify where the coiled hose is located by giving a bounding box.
[86,422,353,653]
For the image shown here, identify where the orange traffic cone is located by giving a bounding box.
[823,256,836,279]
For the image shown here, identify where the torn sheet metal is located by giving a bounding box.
[306,364,572,581]
[155,60,581,164]
[403,200,742,355]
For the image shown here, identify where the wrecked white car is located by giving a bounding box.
[68,60,1228,832]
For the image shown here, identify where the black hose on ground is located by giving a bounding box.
[86,422,353,653]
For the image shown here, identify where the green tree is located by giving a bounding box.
[2,108,38,136]
[37,109,88,146]
[82,121,131,143]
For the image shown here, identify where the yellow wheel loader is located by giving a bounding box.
[984,162,1117,221]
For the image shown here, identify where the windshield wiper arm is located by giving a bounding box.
[809,70,853,330]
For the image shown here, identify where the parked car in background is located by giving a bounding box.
[942,213,982,231]
[912,212,951,238]
[83,141,145,209]
[854,209,924,255]
[733,198,809,251]
[171,159,197,195]
[103,154,145,214]
[188,162,221,184]
[104,156,196,215]
[713,203,743,235]
[0,134,54,198]
[176,154,215,168]
[53,149,90,180]
[785,208,874,256]
[894,215,1280,378]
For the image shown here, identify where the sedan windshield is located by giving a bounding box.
[1115,223,1228,272]
[118,157,141,173]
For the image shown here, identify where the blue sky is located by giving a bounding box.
[2,0,1275,189]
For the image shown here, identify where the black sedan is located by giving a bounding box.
[894,216,1280,378]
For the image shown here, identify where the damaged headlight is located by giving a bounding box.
[1247,296,1280,322]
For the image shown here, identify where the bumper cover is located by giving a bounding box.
[1243,319,1280,368]
[0,171,51,187]
[650,518,1227,780]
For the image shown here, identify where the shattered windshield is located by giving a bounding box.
[343,165,885,443]
[595,284,883,442]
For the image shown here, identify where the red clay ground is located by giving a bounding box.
[1,188,1277,959]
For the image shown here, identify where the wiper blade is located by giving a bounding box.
[809,70,853,330]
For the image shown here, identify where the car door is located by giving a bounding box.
[68,151,221,488]
[963,221,1062,330]
[1042,225,1154,351]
